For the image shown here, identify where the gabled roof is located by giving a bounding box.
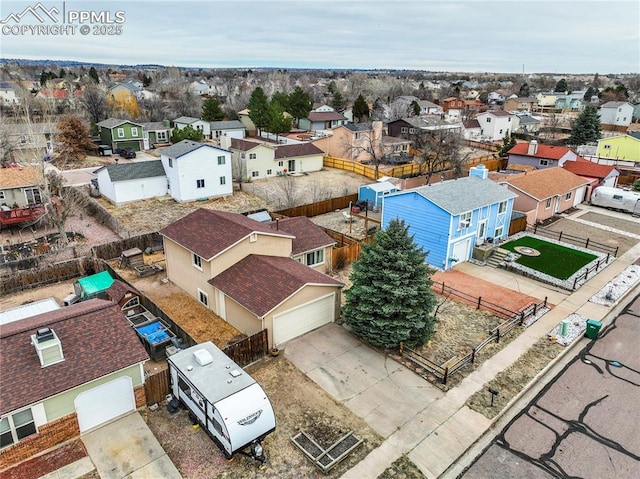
[0,166,40,189]
[343,123,373,132]
[562,157,618,180]
[159,208,294,260]
[96,118,143,129]
[402,176,516,215]
[517,116,541,125]
[508,142,574,160]
[208,255,342,317]
[173,116,202,124]
[107,279,140,304]
[160,139,223,159]
[463,119,481,129]
[628,131,640,141]
[268,216,335,255]
[481,110,512,117]
[501,167,589,201]
[94,160,166,182]
[601,101,633,108]
[307,111,347,122]
[0,299,148,415]
[141,121,171,131]
[209,120,245,130]
[229,138,270,152]
[274,143,323,159]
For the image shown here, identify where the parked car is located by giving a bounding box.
[97,145,113,156]
[120,147,136,159]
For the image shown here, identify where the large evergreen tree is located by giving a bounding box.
[171,125,204,143]
[554,78,568,93]
[287,86,312,125]
[201,97,225,121]
[343,219,437,348]
[569,104,601,145]
[352,94,370,122]
[265,101,292,142]
[247,87,270,135]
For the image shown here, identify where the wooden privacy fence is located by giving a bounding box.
[274,193,358,218]
[316,226,373,269]
[144,368,170,406]
[509,213,528,236]
[400,296,548,384]
[530,225,619,256]
[222,329,269,367]
[92,233,163,260]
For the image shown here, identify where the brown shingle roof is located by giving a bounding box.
[159,208,293,260]
[0,166,40,189]
[502,167,589,201]
[230,138,268,152]
[307,111,347,122]
[0,299,148,415]
[107,279,139,304]
[208,255,342,317]
[274,143,324,159]
[268,217,335,255]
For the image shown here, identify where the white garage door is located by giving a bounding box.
[451,239,471,267]
[273,293,335,346]
[75,376,135,432]
[573,186,586,207]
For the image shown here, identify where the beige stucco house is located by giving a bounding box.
[313,122,384,163]
[159,209,342,347]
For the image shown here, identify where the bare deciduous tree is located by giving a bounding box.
[43,170,90,246]
[231,155,248,191]
[341,122,385,179]
[412,127,466,184]
[275,174,299,209]
[80,85,110,132]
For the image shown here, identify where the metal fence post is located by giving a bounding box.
[477,296,482,310]
[443,367,448,385]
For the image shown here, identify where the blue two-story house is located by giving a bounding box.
[382,165,517,270]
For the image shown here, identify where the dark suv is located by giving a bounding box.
[120,148,136,159]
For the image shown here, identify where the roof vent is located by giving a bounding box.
[31,328,64,367]
[193,349,213,366]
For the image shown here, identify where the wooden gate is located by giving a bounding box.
[144,368,170,406]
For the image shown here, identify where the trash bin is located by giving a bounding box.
[584,319,602,339]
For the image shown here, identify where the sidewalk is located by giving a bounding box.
[339,240,640,479]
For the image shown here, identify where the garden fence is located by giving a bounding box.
[530,224,619,256]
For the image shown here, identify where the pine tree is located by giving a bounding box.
[554,78,568,93]
[497,133,517,157]
[247,87,270,135]
[171,125,204,143]
[88,67,100,83]
[352,94,370,122]
[569,104,601,145]
[343,219,437,348]
[288,86,312,125]
[201,97,225,121]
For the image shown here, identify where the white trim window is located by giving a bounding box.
[219,176,226,185]
[192,253,202,270]
[0,191,5,200]
[251,171,259,178]
[1,409,37,449]
[24,188,42,205]
[117,127,125,138]
[198,289,208,307]
[545,198,552,209]
[249,153,257,160]
[458,211,472,229]
[565,191,572,200]
[157,130,168,142]
[494,225,504,237]
[305,249,324,266]
[498,201,507,214]
[196,179,205,188]
[131,127,139,137]
[217,155,226,165]
[539,159,550,166]
[266,169,272,175]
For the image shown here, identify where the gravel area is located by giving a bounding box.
[547,313,590,346]
[589,264,640,306]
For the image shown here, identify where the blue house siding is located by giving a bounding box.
[382,191,452,269]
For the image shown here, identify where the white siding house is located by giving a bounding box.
[476,110,513,142]
[210,120,246,140]
[599,102,634,128]
[160,140,232,202]
[94,161,168,206]
[173,116,211,138]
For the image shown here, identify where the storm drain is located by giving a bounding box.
[291,430,363,473]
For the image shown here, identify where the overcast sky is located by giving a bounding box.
[1,0,638,73]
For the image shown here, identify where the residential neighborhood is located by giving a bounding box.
[1,4,640,479]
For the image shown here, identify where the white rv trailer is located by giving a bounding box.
[590,186,640,216]
[167,341,276,462]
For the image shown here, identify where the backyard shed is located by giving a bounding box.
[120,247,144,268]
[167,341,276,462]
[358,181,398,211]
[73,271,114,301]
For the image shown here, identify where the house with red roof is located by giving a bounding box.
[0,300,148,468]
[159,209,342,347]
[497,167,590,225]
[562,157,619,200]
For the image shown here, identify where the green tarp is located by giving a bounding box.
[77,271,114,296]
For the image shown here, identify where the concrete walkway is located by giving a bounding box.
[286,211,640,479]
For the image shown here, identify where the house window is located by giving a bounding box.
[250,233,257,242]
[355,132,361,140]
[168,158,173,168]
[409,128,416,134]
[499,129,503,135]
[219,176,226,185]
[1,409,37,449]
[196,179,205,188]
[249,153,257,160]
[266,169,272,175]
[401,127,408,133]
[565,191,572,200]
[0,191,4,200]
[539,159,550,166]
[198,289,208,307]
[117,127,125,138]
[603,145,611,150]
[545,198,552,209]
[494,225,504,237]
[251,171,259,178]
[24,188,41,205]
[305,249,324,266]
[278,161,284,167]
[498,201,507,214]
[192,253,202,269]
[157,130,167,142]
[217,155,226,165]
[131,127,138,137]
[486,117,491,123]
[122,297,139,310]
[459,211,472,229]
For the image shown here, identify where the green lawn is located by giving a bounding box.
[501,236,598,280]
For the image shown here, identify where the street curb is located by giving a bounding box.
[439,279,640,478]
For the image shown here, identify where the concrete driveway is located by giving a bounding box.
[284,323,443,438]
[82,412,182,479]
